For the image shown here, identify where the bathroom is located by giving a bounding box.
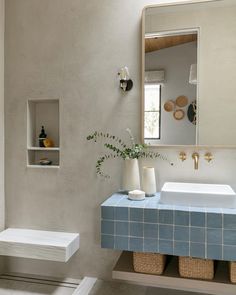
[0,0,235,294]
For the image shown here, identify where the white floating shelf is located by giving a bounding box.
[112,252,236,295]
[27,165,60,169]
[0,228,80,262]
[27,147,60,151]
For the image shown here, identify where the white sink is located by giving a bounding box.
[160,182,236,208]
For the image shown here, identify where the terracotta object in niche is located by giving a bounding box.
[43,138,54,147]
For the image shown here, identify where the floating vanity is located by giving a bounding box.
[101,192,236,294]
[101,192,236,261]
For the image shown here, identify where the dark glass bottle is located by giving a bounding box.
[39,126,47,147]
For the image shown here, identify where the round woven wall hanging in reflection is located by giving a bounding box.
[164,100,175,112]
[173,109,185,120]
[176,95,188,107]
[187,100,197,125]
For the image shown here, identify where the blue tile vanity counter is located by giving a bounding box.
[101,192,236,261]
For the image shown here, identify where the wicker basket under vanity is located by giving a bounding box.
[229,262,236,283]
[179,256,214,280]
[133,252,166,275]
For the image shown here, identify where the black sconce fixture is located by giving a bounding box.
[118,67,133,92]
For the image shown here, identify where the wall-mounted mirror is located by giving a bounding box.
[142,0,236,146]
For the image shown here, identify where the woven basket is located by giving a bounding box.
[133,252,166,275]
[229,262,236,283]
[179,256,214,280]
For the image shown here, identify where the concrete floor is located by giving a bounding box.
[0,279,75,295]
[0,279,210,295]
[90,280,207,295]
[0,278,209,295]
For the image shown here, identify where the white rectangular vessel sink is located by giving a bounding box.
[160,182,236,208]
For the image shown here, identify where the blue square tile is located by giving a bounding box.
[224,214,236,229]
[207,213,222,228]
[190,227,205,243]
[144,223,158,239]
[159,210,173,224]
[207,228,222,244]
[102,194,123,206]
[130,199,146,208]
[115,221,128,236]
[129,237,143,252]
[115,207,128,221]
[159,239,173,255]
[190,242,205,258]
[101,206,114,220]
[223,245,236,261]
[130,208,143,222]
[145,199,159,209]
[159,225,173,240]
[114,236,129,250]
[191,212,206,227]
[144,208,158,223]
[207,244,222,260]
[174,226,189,241]
[174,241,189,256]
[175,211,189,226]
[101,220,114,235]
[224,230,236,246]
[130,222,143,237]
[101,234,114,248]
[118,198,133,207]
[144,238,158,252]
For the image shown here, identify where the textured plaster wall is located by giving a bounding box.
[0,0,4,232]
[5,0,236,280]
[0,0,5,274]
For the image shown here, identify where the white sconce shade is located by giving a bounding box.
[118,66,133,91]
[189,64,197,85]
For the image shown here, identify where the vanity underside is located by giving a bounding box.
[113,251,235,295]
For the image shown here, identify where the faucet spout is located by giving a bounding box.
[192,152,199,170]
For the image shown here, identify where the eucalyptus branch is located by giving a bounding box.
[141,150,174,166]
[87,129,172,178]
[95,153,119,178]
[104,143,123,158]
[87,131,126,148]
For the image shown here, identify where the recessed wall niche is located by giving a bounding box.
[27,98,60,168]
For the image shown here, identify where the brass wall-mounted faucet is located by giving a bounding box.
[192,152,200,170]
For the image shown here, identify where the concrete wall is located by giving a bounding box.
[0,0,5,275]
[145,42,197,145]
[4,0,236,281]
[0,0,4,232]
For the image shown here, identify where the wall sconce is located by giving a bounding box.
[189,64,197,85]
[118,66,133,91]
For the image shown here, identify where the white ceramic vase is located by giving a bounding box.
[123,158,141,191]
[142,167,157,196]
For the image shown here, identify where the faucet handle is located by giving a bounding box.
[204,152,213,163]
[179,152,187,162]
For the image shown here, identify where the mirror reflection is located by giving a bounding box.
[143,0,236,146]
[144,31,198,145]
